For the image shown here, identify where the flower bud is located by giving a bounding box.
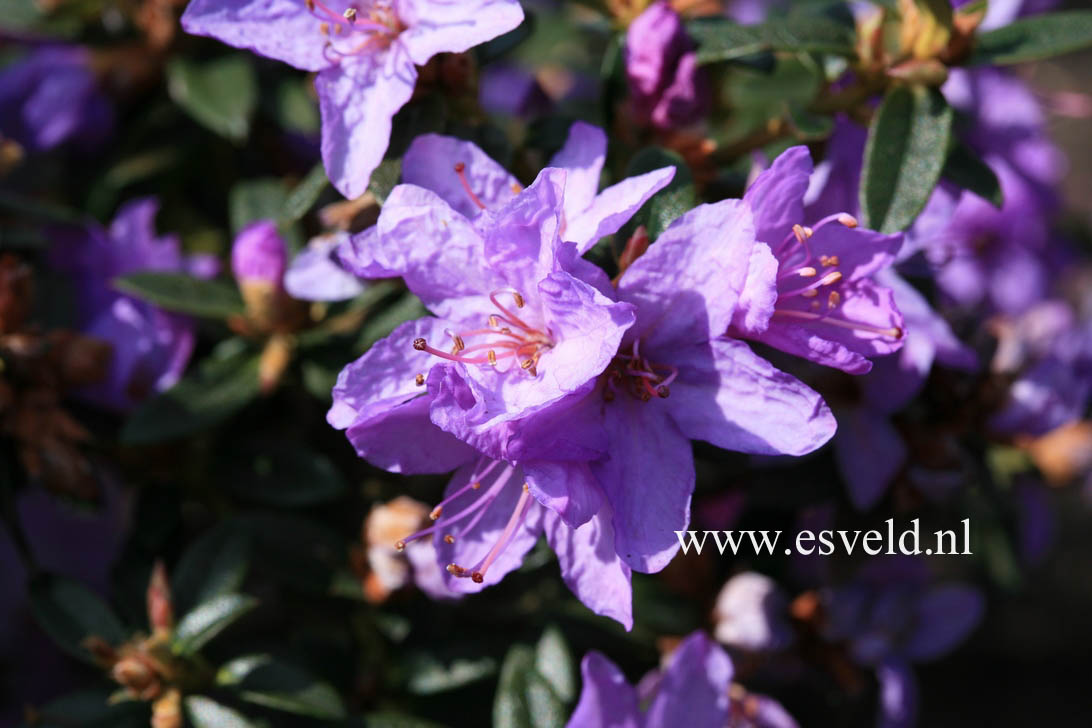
[146,560,174,637]
[231,220,288,331]
[151,688,182,728]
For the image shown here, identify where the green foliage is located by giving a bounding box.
[943,142,1003,208]
[217,654,347,719]
[624,147,696,240]
[969,11,1092,66]
[172,593,259,656]
[167,55,258,142]
[113,272,245,318]
[860,84,954,233]
[690,15,855,65]
[29,576,127,663]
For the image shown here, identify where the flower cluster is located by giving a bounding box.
[3,0,1092,726]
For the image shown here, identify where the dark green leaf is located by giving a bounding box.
[238,512,346,594]
[369,158,403,204]
[625,147,696,240]
[184,696,259,728]
[172,593,258,656]
[281,163,329,224]
[23,689,147,728]
[220,444,347,507]
[167,55,257,142]
[29,576,127,663]
[172,521,252,615]
[217,654,347,719]
[860,85,953,233]
[362,712,445,728]
[274,77,320,136]
[121,343,261,444]
[969,11,1092,66]
[112,273,244,318]
[942,143,1003,208]
[690,16,855,65]
[493,645,566,728]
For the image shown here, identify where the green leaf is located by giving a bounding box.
[274,77,320,136]
[220,444,347,507]
[624,147,696,240]
[113,272,244,318]
[24,689,147,728]
[184,696,259,728]
[29,576,127,663]
[121,343,261,444]
[405,653,497,695]
[362,712,446,728]
[167,55,257,142]
[969,11,1092,66]
[534,627,575,704]
[172,521,252,616]
[216,654,347,719]
[172,593,258,656]
[860,85,953,233]
[369,158,403,204]
[493,645,567,728]
[690,16,855,65]
[942,143,1003,208]
[281,163,329,224]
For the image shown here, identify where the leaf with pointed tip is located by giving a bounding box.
[172,521,252,615]
[172,593,258,656]
[860,85,953,233]
[29,576,127,664]
[942,143,1003,208]
[216,654,346,719]
[184,696,259,728]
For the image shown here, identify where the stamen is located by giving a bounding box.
[828,291,840,308]
[818,271,842,287]
[772,309,904,338]
[487,350,497,366]
[444,534,455,544]
[453,163,487,211]
[414,373,425,386]
[468,484,533,584]
[430,505,443,520]
[343,7,356,22]
[802,289,818,298]
[837,213,858,228]
[797,267,817,277]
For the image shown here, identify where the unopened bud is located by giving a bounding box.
[258,333,295,394]
[146,561,174,636]
[151,688,182,728]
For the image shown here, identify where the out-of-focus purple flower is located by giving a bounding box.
[0,482,129,726]
[568,632,734,728]
[712,571,794,652]
[50,198,219,411]
[0,45,113,153]
[989,301,1092,436]
[479,65,552,119]
[731,146,906,375]
[284,232,367,302]
[953,0,1060,31]
[625,1,709,130]
[181,0,524,199]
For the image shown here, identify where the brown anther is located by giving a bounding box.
[471,572,484,583]
[837,214,858,228]
[454,162,465,172]
[305,0,314,9]
[333,24,343,34]
[430,505,443,520]
[798,266,817,277]
[415,373,425,386]
[319,22,329,35]
[471,481,482,490]
[803,226,814,237]
[413,337,427,350]
[520,359,535,370]
[657,385,671,398]
[821,271,843,286]
[487,350,497,366]
[828,291,841,308]
[640,391,652,402]
[488,315,500,328]
[395,540,406,551]
[512,292,524,308]
[343,7,356,21]
[893,326,905,339]
[443,534,455,544]
[446,563,465,576]
[792,224,807,243]
[510,182,522,194]
[802,289,818,298]
[522,482,530,492]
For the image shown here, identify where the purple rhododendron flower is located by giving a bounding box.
[232,219,289,285]
[625,1,709,130]
[0,45,113,153]
[285,232,367,301]
[180,0,524,199]
[395,122,677,251]
[430,198,836,577]
[819,558,984,728]
[50,198,219,411]
[568,631,800,728]
[730,146,906,375]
